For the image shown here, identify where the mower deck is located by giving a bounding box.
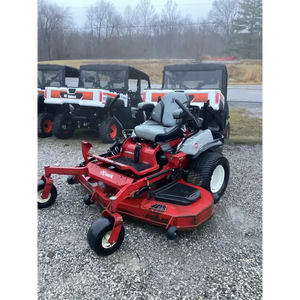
[41,139,214,232]
[78,173,214,230]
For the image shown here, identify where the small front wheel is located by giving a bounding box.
[87,217,125,256]
[166,226,178,240]
[37,180,57,209]
[67,175,76,185]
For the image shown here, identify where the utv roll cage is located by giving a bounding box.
[162,63,228,100]
[79,64,151,94]
[38,64,79,89]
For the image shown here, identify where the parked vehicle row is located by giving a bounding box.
[38,62,230,143]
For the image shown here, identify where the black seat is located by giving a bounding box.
[134,92,190,142]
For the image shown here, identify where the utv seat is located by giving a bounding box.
[134,92,190,142]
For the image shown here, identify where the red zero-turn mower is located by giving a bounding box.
[38,92,230,255]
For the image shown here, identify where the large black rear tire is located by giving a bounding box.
[52,113,75,139]
[186,151,230,204]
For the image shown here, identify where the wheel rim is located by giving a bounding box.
[38,189,51,203]
[110,124,117,139]
[210,165,225,193]
[101,230,115,249]
[226,126,230,138]
[43,119,52,133]
[61,119,70,134]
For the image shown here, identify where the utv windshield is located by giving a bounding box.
[80,70,127,89]
[163,70,223,90]
[38,70,63,88]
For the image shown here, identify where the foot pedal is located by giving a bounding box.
[133,143,141,163]
[150,181,201,206]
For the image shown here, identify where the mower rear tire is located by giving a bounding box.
[187,151,229,204]
[52,114,75,139]
[99,117,120,144]
[38,113,54,138]
[38,180,57,209]
[87,217,125,256]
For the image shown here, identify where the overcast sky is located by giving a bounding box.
[52,0,214,27]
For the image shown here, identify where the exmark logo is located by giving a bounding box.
[100,170,113,179]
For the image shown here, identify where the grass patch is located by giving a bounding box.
[226,107,262,145]
[39,59,262,85]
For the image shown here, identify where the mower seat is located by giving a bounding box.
[134,92,190,142]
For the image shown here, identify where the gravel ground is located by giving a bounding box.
[38,131,262,300]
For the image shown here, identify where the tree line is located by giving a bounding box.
[38,0,262,61]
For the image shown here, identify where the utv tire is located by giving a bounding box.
[38,113,54,138]
[99,117,120,143]
[38,180,57,209]
[186,151,230,204]
[52,114,75,139]
[87,217,125,256]
[224,121,230,139]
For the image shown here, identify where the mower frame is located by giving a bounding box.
[40,139,215,245]
[38,93,230,255]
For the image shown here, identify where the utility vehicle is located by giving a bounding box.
[44,64,151,143]
[38,64,79,137]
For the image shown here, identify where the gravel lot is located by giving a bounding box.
[38,131,262,300]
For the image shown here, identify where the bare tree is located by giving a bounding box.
[85,0,121,58]
[133,0,157,58]
[161,0,182,57]
[134,0,156,35]
[37,0,258,60]
[208,0,239,55]
[38,0,72,60]
[195,20,210,62]
[120,5,137,57]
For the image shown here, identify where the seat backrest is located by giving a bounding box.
[151,92,190,127]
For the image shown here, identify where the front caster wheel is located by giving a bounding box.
[166,226,178,240]
[87,217,125,256]
[67,175,76,185]
[38,180,57,209]
[83,194,92,205]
